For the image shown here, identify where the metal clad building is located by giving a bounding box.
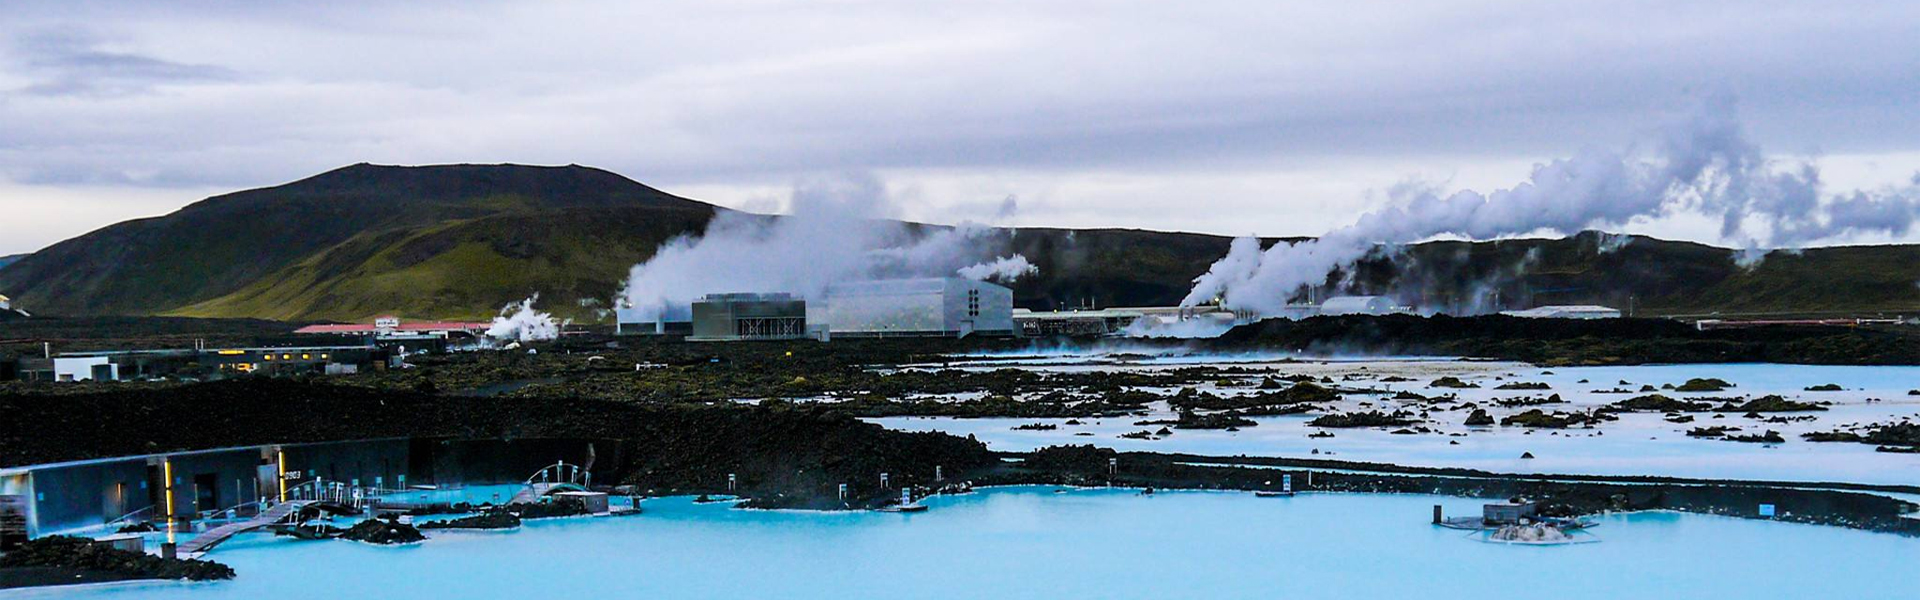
[689,293,809,341]
[818,277,1014,338]
[1499,305,1622,319]
[1319,295,1398,316]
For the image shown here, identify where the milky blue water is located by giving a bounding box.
[46,487,1919,599]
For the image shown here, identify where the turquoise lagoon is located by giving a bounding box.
[46,487,1919,599]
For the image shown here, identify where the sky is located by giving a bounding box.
[3,0,1920,255]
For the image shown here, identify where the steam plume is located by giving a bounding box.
[1184,95,1920,315]
[619,172,1036,321]
[487,295,563,342]
[958,255,1038,282]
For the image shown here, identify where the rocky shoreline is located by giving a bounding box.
[0,536,234,590]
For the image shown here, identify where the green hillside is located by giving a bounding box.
[0,163,714,321]
[0,163,1915,322]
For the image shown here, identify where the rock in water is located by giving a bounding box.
[1491,523,1572,543]
[342,517,426,544]
[419,512,522,530]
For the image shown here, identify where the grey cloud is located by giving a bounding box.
[8,30,238,97]
[0,0,1917,251]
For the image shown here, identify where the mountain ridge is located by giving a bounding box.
[1,163,1917,321]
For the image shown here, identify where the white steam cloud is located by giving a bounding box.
[958,255,1038,282]
[487,295,564,342]
[619,172,1035,321]
[1184,95,1920,316]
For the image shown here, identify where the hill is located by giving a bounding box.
[0,163,715,320]
[0,255,21,271]
[0,163,1916,321]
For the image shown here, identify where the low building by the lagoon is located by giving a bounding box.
[1499,305,1622,319]
[815,277,1014,338]
[688,293,811,341]
[0,438,613,547]
[2,346,393,383]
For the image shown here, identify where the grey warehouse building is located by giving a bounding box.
[688,293,810,341]
[815,277,1014,338]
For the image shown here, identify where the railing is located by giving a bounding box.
[103,505,155,530]
[194,498,267,524]
[525,461,591,488]
[280,478,366,509]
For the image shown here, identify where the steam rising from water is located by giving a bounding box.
[487,295,563,342]
[1183,95,1920,316]
[619,173,1036,322]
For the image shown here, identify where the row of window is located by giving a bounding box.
[262,353,329,361]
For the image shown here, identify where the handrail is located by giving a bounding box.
[195,499,266,523]
[104,505,154,529]
[523,460,592,488]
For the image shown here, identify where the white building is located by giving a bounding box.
[814,277,1014,338]
[0,294,10,311]
[52,356,118,382]
[1319,295,1400,316]
[1500,305,1622,319]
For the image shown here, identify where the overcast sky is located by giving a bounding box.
[3,0,1919,254]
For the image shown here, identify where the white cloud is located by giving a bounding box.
[3,0,1920,253]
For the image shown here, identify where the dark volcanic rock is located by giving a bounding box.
[341,517,425,544]
[1606,394,1715,413]
[0,536,234,582]
[1716,395,1826,413]
[1463,409,1494,426]
[420,512,522,530]
[1169,409,1258,430]
[1308,410,1418,428]
[1209,314,1920,366]
[1500,409,1615,428]
[1429,376,1479,389]
[1674,378,1734,392]
[1687,426,1738,438]
[1494,382,1551,390]
[1725,430,1786,444]
[504,498,591,519]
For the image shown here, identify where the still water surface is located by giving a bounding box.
[53,486,1919,600]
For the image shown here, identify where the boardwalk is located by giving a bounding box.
[178,501,310,556]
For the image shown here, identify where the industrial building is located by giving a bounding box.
[1013,308,1146,336]
[689,293,810,341]
[1499,305,1623,319]
[614,306,692,336]
[1318,295,1402,316]
[1014,305,1256,336]
[3,346,393,383]
[815,277,1014,338]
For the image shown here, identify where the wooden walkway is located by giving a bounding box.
[178,501,310,556]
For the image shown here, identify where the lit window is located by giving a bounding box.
[321,354,330,359]
[301,354,311,360]
[264,354,273,361]
[281,354,291,360]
